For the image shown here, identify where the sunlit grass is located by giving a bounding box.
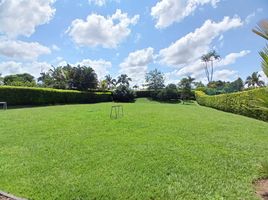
[0,99,267,199]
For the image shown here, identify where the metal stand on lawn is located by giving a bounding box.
[110,105,123,119]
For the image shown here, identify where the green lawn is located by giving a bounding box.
[0,99,268,199]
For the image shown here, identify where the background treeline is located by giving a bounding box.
[0,64,267,104]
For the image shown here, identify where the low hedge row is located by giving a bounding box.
[195,87,268,121]
[0,86,112,106]
[135,90,154,98]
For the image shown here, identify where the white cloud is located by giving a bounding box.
[217,50,250,66]
[245,8,263,24]
[51,44,60,51]
[151,0,220,29]
[88,0,120,6]
[55,59,112,80]
[66,9,139,48]
[75,59,112,79]
[158,16,243,66]
[0,0,56,38]
[119,47,154,85]
[0,61,51,77]
[88,0,106,6]
[213,69,238,81]
[0,38,51,61]
[165,50,250,83]
[259,71,268,85]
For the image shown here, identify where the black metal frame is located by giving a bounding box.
[110,105,123,119]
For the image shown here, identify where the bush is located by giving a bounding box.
[135,90,154,98]
[156,84,179,101]
[113,85,136,102]
[0,86,112,106]
[195,87,268,121]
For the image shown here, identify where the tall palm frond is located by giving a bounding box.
[259,45,268,77]
[252,19,268,40]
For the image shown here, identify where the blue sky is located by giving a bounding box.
[0,0,267,86]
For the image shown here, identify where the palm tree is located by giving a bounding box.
[253,19,268,77]
[245,72,265,88]
[201,50,220,83]
[260,45,268,77]
[252,19,268,40]
[105,74,116,90]
[117,74,132,86]
[201,54,210,83]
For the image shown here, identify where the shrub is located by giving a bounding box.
[195,87,268,121]
[113,85,136,102]
[156,84,179,101]
[135,90,154,98]
[0,86,112,106]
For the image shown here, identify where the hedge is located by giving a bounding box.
[135,90,154,98]
[0,86,112,106]
[195,87,268,121]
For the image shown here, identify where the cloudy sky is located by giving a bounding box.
[0,0,267,85]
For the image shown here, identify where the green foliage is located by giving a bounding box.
[105,74,116,90]
[112,85,136,102]
[260,45,268,77]
[68,65,98,90]
[145,69,165,91]
[179,76,195,101]
[201,50,220,82]
[0,86,112,106]
[205,78,244,95]
[38,65,98,90]
[3,73,36,87]
[245,72,265,88]
[252,19,268,40]
[195,87,268,121]
[156,84,179,101]
[116,74,132,87]
[135,90,154,98]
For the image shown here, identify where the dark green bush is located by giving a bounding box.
[113,85,136,102]
[0,86,112,106]
[156,84,179,101]
[135,90,154,98]
[195,87,268,121]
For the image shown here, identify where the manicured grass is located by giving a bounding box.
[0,99,268,199]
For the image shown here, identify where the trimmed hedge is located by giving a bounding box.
[195,87,268,121]
[0,86,112,106]
[135,90,154,98]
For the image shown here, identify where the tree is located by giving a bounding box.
[157,84,179,101]
[252,19,268,40]
[4,73,36,87]
[133,85,139,90]
[201,50,220,82]
[178,76,195,101]
[230,77,244,92]
[38,65,71,89]
[145,69,165,91]
[245,72,265,88]
[105,74,116,90]
[116,74,132,86]
[69,65,98,90]
[253,19,268,77]
[99,80,108,91]
[259,45,268,77]
[113,85,135,102]
[0,73,3,85]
